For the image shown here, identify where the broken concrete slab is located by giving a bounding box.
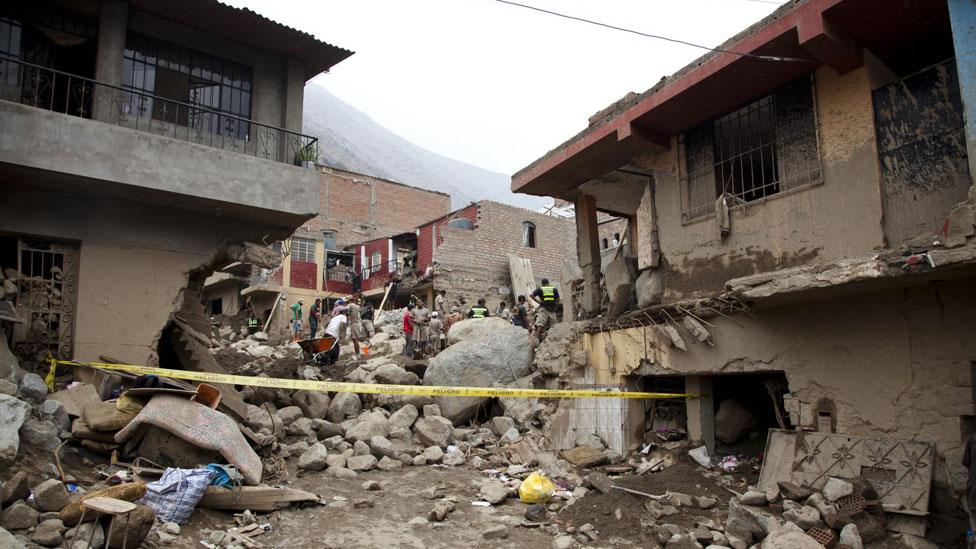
[0,395,29,466]
[47,384,100,418]
[561,445,608,468]
[604,254,637,318]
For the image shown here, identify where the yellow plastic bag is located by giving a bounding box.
[115,394,145,415]
[518,471,557,503]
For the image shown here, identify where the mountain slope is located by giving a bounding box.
[303,84,547,210]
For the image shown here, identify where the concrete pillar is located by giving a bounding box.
[948,0,976,189]
[314,240,325,292]
[92,0,127,123]
[686,375,715,455]
[575,194,601,315]
[282,58,306,133]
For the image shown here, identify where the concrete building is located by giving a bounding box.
[0,0,351,367]
[513,0,976,535]
[202,165,452,327]
[350,200,578,313]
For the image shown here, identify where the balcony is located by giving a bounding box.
[0,56,320,221]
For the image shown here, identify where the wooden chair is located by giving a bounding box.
[69,496,137,549]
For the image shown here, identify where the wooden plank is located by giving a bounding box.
[507,254,537,309]
[197,486,322,512]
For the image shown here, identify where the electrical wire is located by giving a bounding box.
[491,0,810,63]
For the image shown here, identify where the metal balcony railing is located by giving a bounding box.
[0,55,318,165]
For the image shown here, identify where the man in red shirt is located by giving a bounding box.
[402,303,415,359]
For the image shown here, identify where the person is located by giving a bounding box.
[498,301,512,322]
[411,300,428,356]
[361,300,375,338]
[531,278,560,340]
[308,298,321,338]
[434,289,447,317]
[444,306,463,335]
[289,299,304,341]
[346,296,363,355]
[511,295,530,330]
[402,303,415,358]
[467,298,490,319]
[428,311,444,355]
[246,312,260,335]
[331,298,348,316]
[322,311,347,365]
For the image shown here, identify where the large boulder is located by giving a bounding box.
[0,395,30,466]
[327,392,362,423]
[446,317,514,346]
[414,416,454,448]
[373,364,421,386]
[425,323,533,424]
[715,399,756,444]
[293,391,331,420]
[344,411,389,442]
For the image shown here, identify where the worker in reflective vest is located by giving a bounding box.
[246,314,260,335]
[467,298,490,319]
[531,278,560,341]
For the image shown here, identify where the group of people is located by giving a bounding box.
[289,295,376,364]
[402,279,562,358]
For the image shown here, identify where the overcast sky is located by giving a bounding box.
[226,0,782,175]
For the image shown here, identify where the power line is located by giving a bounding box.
[491,0,809,63]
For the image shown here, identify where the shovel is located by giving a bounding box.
[587,472,670,501]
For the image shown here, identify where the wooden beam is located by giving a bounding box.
[575,194,602,315]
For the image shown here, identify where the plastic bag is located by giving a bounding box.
[518,471,557,504]
[140,468,214,524]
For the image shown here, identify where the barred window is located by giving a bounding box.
[681,75,821,220]
[291,237,315,263]
[522,222,536,248]
[122,32,253,139]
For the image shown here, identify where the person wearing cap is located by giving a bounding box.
[428,311,444,356]
[331,298,348,316]
[289,299,304,342]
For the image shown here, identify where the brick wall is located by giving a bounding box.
[418,204,478,272]
[599,217,629,251]
[289,260,317,289]
[430,201,577,313]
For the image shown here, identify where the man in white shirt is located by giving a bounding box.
[322,313,347,365]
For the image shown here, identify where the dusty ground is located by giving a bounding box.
[174,465,556,548]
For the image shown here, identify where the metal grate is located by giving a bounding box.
[681,75,822,220]
[13,238,77,359]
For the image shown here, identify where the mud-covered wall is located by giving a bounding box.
[640,64,887,302]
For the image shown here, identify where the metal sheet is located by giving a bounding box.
[758,429,934,514]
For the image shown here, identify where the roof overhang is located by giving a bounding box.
[512,0,953,199]
[127,0,354,79]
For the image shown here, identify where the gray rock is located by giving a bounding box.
[442,448,465,466]
[388,405,419,430]
[65,521,104,549]
[782,505,821,530]
[695,496,718,510]
[285,417,316,438]
[412,455,427,466]
[347,455,378,472]
[725,499,764,544]
[423,404,441,417]
[482,525,509,540]
[0,380,17,396]
[499,426,521,444]
[327,466,358,479]
[777,481,813,501]
[425,321,533,424]
[354,440,371,456]
[32,479,71,512]
[665,533,702,549]
[362,480,381,491]
[822,477,854,501]
[553,535,574,549]
[490,416,516,437]
[0,526,25,548]
[369,436,397,458]
[0,471,30,505]
[740,491,768,506]
[327,392,362,423]
[715,399,756,444]
[480,480,509,505]
[525,503,547,522]
[345,412,390,443]
[414,416,454,447]
[30,519,62,547]
[0,395,29,466]
[422,446,444,463]
[297,443,329,471]
[17,374,47,403]
[839,523,863,549]
[389,426,412,441]
[760,528,821,549]
[635,268,664,308]
[322,435,346,451]
[0,501,38,530]
[373,364,421,386]
[325,453,347,469]
[19,419,61,452]
[498,396,540,427]
[37,401,70,433]
[244,404,274,432]
[313,420,344,440]
[293,391,331,419]
[604,254,636,317]
[377,456,402,471]
[275,406,303,425]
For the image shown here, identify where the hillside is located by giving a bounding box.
[303,84,548,210]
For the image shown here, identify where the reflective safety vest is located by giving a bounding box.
[540,286,557,303]
[471,307,488,319]
[247,318,259,328]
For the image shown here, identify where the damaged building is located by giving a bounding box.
[201,166,452,330]
[0,0,352,371]
[348,200,578,312]
[513,0,976,534]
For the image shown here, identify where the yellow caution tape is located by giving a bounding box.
[51,359,697,400]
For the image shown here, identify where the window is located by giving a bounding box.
[322,230,338,251]
[681,76,821,220]
[522,222,536,248]
[0,17,22,86]
[601,238,608,249]
[122,32,253,139]
[291,237,315,263]
[371,252,382,273]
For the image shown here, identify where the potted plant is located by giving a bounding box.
[295,143,320,169]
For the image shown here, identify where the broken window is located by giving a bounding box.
[522,221,536,248]
[122,32,253,139]
[681,75,821,220]
[290,237,315,263]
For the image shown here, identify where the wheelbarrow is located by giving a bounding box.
[297,336,338,365]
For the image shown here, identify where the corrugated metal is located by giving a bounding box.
[126,0,353,79]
